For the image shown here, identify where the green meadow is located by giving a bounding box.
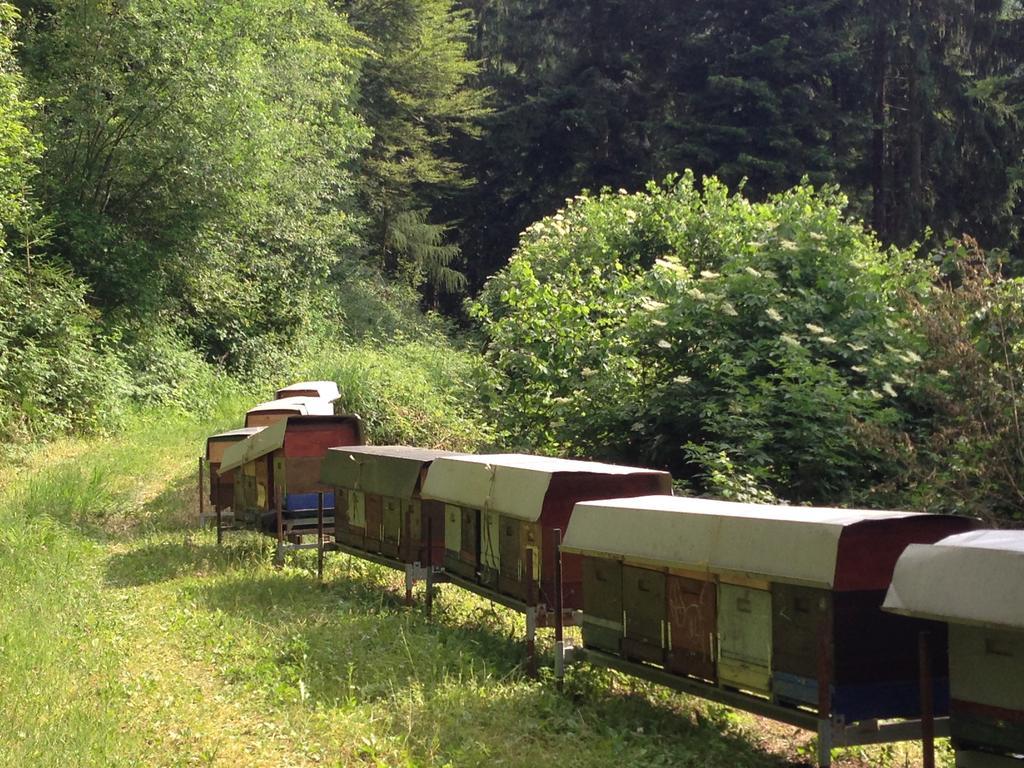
[0,403,948,768]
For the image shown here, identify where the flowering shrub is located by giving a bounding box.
[473,174,932,502]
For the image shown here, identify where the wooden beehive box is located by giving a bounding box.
[244,396,334,428]
[319,446,458,563]
[205,427,264,509]
[563,495,975,720]
[420,454,672,610]
[885,531,1024,762]
[218,415,365,532]
[275,380,341,403]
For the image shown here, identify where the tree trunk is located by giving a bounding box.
[907,1,924,242]
[871,2,889,238]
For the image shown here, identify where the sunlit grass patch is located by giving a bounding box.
[0,396,953,768]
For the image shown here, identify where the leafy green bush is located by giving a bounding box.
[288,334,495,452]
[0,254,131,440]
[863,239,1024,522]
[106,319,252,416]
[473,174,931,501]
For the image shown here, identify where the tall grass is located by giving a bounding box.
[0,393,247,768]
[0,340,943,768]
[290,337,497,451]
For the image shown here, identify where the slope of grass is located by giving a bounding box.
[0,394,951,768]
[298,338,497,451]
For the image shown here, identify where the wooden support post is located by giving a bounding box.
[275,505,285,568]
[404,567,415,607]
[198,458,205,526]
[816,615,833,768]
[317,492,325,583]
[213,467,222,546]
[425,517,434,618]
[919,630,935,768]
[403,499,413,606]
[816,720,833,768]
[554,528,565,692]
[403,501,412,566]
[526,547,537,678]
[526,606,538,678]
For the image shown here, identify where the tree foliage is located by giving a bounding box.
[2,0,1024,531]
[20,0,370,369]
[341,0,489,295]
[455,0,1024,286]
[0,1,128,439]
[863,0,1024,249]
[1,0,493,441]
[866,239,1024,522]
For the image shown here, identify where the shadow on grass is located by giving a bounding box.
[132,471,205,534]
[194,555,804,768]
[198,563,528,696]
[104,532,271,587]
[418,671,805,768]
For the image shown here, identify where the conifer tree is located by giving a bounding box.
[340,0,490,295]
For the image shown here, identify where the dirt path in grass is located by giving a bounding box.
[99,541,332,768]
[0,413,944,768]
[95,530,940,768]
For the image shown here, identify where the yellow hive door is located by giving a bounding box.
[444,504,462,554]
[718,583,772,694]
[521,522,541,581]
[348,490,366,528]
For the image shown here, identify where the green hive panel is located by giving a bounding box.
[582,556,623,654]
[622,565,666,664]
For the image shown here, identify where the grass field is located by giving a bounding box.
[0,404,951,768]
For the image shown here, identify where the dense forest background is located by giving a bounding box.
[2,0,1024,521]
[456,0,1024,289]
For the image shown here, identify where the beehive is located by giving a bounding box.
[244,396,334,428]
[218,415,364,532]
[563,495,975,719]
[204,427,263,509]
[320,446,458,564]
[885,531,1024,763]
[420,454,672,610]
[275,380,341,403]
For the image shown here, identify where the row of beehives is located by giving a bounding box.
[202,381,364,535]
[200,381,1024,768]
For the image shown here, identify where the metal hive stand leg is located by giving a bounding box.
[525,547,537,677]
[525,606,537,677]
[211,460,224,547]
[816,720,833,768]
[425,517,435,618]
[198,457,205,527]
[404,566,415,606]
[554,528,565,691]
[919,630,936,768]
[816,614,833,768]
[274,507,285,568]
[403,502,414,606]
[317,493,325,583]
